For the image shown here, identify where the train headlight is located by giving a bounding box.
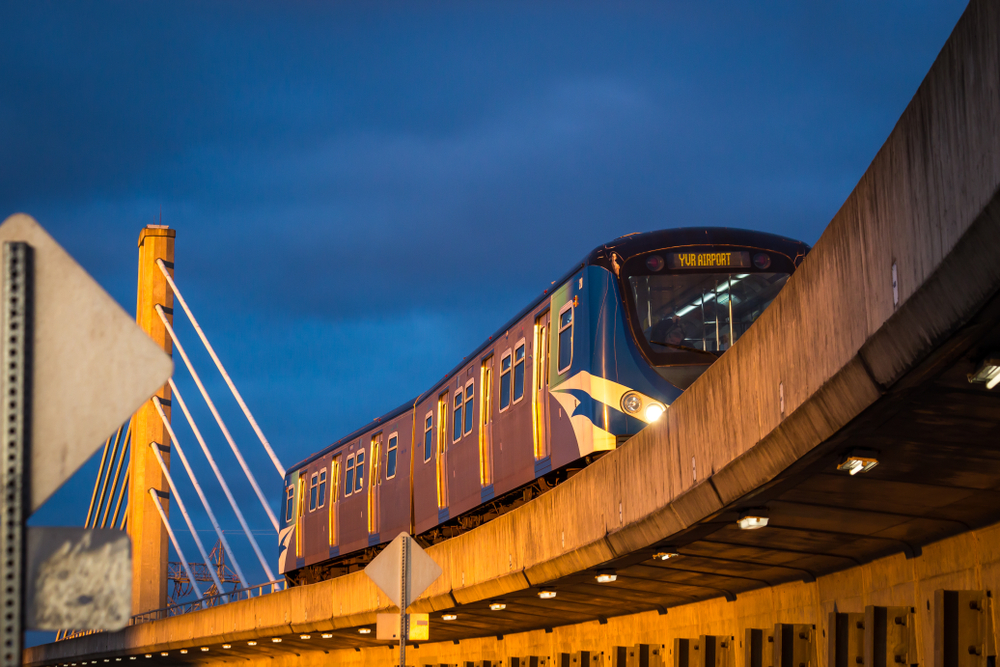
[621,393,642,414]
[644,403,665,422]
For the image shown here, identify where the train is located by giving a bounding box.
[279,227,810,584]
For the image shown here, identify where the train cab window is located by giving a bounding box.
[463,381,475,435]
[453,391,463,443]
[318,469,327,508]
[513,342,526,402]
[423,413,433,463]
[499,351,512,411]
[625,262,791,389]
[355,450,365,493]
[558,304,573,373]
[345,455,355,497]
[386,434,398,479]
[309,473,319,512]
[285,485,294,523]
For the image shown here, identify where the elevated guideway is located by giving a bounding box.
[26,0,1000,664]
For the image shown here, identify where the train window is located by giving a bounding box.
[345,454,355,497]
[625,269,791,388]
[331,459,340,503]
[355,450,365,493]
[329,457,340,547]
[558,303,574,373]
[296,476,306,554]
[318,469,327,508]
[437,392,449,508]
[480,356,494,486]
[499,351,512,411]
[309,473,319,512]
[368,435,381,534]
[513,341,526,403]
[463,381,475,435]
[453,391,463,443]
[423,412,433,463]
[386,433,398,479]
[285,485,294,523]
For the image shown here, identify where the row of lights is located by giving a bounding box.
[435,568,625,619]
[70,555,676,658]
[59,633,343,664]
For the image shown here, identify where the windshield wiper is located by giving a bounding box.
[648,341,720,359]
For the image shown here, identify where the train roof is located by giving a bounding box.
[286,227,811,475]
[586,227,811,271]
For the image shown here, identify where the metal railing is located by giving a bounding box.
[58,579,287,639]
[128,579,287,625]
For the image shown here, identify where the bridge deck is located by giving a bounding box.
[26,0,1000,664]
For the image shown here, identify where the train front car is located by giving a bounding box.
[558,228,809,451]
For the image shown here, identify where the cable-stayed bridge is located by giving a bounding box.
[23,0,1000,665]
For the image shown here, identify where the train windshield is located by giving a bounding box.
[627,271,790,387]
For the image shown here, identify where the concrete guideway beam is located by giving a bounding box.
[24,0,1000,664]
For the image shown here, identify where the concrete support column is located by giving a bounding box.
[128,224,175,615]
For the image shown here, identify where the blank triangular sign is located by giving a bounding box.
[365,532,442,610]
[0,215,174,513]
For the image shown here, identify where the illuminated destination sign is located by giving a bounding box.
[668,251,751,270]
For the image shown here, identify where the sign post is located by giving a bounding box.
[365,532,442,667]
[399,535,409,667]
[0,242,31,667]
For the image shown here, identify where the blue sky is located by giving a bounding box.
[1,0,968,641]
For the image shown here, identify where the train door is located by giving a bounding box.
[480,355,494,486]
[533,310,551,460]
[368,434,381,535]
[329,455,341,548]
[436,392,449,508]
[295,474,306,557]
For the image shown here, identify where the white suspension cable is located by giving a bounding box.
[152,396,249,590]
[155,304,280,532]
[157,258,286,478]
[147,436,225,594]
[168,378,277,582]
[147,489,203,601]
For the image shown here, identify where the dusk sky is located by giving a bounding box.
[1,0,968,638]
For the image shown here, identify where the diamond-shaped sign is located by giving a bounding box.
[0,214,174,513]
[365,532,442,610]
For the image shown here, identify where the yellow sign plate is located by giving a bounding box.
[376,612,429,641]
